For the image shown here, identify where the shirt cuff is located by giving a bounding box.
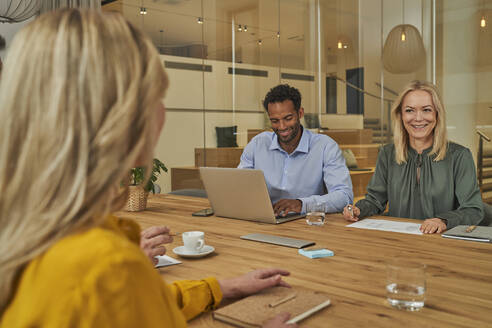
[356,196,390,218]
[203,277,223,310]
[355,199,373,219]
[298,198,308,214]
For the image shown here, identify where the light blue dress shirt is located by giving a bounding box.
[238,128,353,214]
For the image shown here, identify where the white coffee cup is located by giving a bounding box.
[182,231,205,253]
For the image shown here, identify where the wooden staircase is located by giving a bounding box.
[480,147,492,204]
[364,118,392,144]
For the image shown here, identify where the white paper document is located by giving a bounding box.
[347,219,423,235]
[155,255,182,268]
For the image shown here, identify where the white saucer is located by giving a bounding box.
[173,245,215,258]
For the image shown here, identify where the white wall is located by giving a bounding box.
[0,18,35,60]
[440,0,480,160]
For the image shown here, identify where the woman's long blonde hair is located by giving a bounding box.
[391,80,448,164]
[0,9,168,312]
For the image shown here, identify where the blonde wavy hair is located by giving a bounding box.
[0,9,168,312]
[391,80,448,164]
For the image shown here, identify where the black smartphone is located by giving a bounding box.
[192,208,214,217]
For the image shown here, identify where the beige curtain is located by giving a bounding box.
[40,0,100,13]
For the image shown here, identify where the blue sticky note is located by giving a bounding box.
[298,248,334,259]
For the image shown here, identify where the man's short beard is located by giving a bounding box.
[275,121,301,144]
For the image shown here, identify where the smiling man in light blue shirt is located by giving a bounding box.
[238,84,353,216]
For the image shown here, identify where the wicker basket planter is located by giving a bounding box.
[124,185,149,212]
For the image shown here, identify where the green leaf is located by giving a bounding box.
[129,158,168,192]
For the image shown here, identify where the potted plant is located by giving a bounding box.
[124,158,168,211]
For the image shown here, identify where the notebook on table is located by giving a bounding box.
[213,287,331,327]
[442,225,492,243]
[199,167,305,224]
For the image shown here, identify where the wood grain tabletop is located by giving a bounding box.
[116,194,492,328]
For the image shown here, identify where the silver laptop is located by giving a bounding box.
[199,167,305,224]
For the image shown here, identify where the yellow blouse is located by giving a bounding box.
[0,215,223,327]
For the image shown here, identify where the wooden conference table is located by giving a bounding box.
[116,194,492,328]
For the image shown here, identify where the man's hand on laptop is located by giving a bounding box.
[273,199,302,216]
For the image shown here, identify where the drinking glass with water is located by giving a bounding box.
[386,260,426,311]
[306,202,325,226]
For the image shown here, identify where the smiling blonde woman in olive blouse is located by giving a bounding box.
[343,80,484,233]
[0,9,295,328]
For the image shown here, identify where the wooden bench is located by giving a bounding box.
[318,128,373,145]
[171,166,375,198]
[177,144,380,198]
[339,144,380,167]
[350,169,375,198]
[171,167,204,191]
[195,144,380,168]
[247,129,269,143]
[195,147,243,167]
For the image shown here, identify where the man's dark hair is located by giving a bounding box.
[263,84,302,112]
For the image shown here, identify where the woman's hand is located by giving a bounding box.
[342,205,361,222]
[140,226,174,265]
[262,312,298,328]
[218,268,291,299]
[420,218,447,234]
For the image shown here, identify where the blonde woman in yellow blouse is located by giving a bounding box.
[0,9,296,328]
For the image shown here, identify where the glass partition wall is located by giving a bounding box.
[102,0,492,194]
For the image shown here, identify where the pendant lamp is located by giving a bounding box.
[383,0,425,74]
[0,0,41,23]
[382,24,426,74]
[480,0,487,28]
[40,0,100,14]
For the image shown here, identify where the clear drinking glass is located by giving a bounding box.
[386,260,426,311]
[306,202,325,226]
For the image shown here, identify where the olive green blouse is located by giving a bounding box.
[355,142,484,229]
